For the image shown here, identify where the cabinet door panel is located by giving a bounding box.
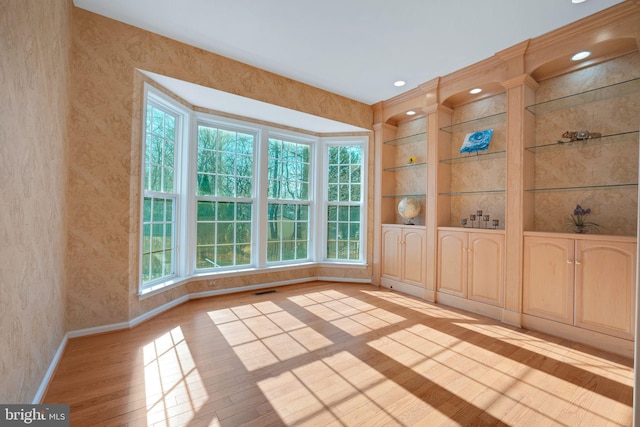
[381,227,401,280]
[575,240,636,339]
[523,237,574,324]
[403,229,426,287]
[437,231,466,297]
[468,233,504,307]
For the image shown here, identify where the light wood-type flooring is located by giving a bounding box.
[44,282,634,426]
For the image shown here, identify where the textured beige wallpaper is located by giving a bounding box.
[69,8,374,331]
[0,0,71,403]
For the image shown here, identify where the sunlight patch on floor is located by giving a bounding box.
[143,327,208,426]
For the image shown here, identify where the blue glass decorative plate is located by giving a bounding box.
[460,129,493,154]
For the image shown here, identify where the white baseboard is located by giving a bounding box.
[32,333,68,404]
[37,276,370,402]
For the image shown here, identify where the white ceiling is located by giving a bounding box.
[73,0,624,105]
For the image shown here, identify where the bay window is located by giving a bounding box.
[139,85,367,293]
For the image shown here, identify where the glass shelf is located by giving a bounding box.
[440,150,506,164]
[525,183,638,192]
[384,162,426,172]
[382,193,427,199]
[440,112,506,134]
[439,189,505,196]
[526,131,639,153]
[384,131,427,146]
[526,77,640,115]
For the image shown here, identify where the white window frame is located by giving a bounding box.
[318,137,368,264]
[263,132,315,266]
[191,117,259,273]
[138,86,368,295]
[140,85,191,291]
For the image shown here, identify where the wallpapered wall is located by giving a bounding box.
[0,0,71,403]
[69,8,374,330]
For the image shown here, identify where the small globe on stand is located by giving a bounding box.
[398,197,421,225]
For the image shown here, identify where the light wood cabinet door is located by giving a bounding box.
[468,233,504,307]
[437,231,467,297]
[575,240,636,340]
[403,229,426,287]
[381,226,402,280]
[523,236,574,325]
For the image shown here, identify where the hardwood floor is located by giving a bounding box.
[44,282,634,426]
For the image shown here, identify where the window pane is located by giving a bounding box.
[325,144,363,261]
[144,105,176,196]
[197,124,254,198]
[198,148,216,173]
[196,174,213,196]
[197,223,215,245]
[197,201,216,221]
[351,184,361,202]
[328,165,338,184]
[218,202,234,221]
[195,201,252,270]
[236,244,251,265]
[237,203,252,221]
[266,202,309,263]
[142,195,176,283]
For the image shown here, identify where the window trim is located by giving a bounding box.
[138,85,369,295]
[140,85,191,290]
[319,137,368,264]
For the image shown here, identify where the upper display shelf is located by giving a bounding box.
[384,131,427,146]
[526,77,640,115]
[440,112,506,134]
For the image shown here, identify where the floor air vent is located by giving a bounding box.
[254,289,277,296]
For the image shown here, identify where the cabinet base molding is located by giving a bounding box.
[423,289,435,302]
[501,309,522,328]
[381,278,425,299]
[436,292,503,322]
[521,314,633,359]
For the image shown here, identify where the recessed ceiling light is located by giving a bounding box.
[406,110,416,116]
[572,0,587,3]
[571,51,591,61]
[469,88,482,94]
[394,80,406,87]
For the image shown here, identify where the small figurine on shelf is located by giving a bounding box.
[565,204,600,234]
[559,130,602,143]
[408,156,416,165]
[469,214,477,228]
[492,219,499,229]
[461,218,468,228]
[483,215,490,228]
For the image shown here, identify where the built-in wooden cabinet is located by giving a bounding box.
[372,5,640,356]
[523,234,636,340]
[381,225,426,297]
[523,236,574,325]
[437,229,504,308]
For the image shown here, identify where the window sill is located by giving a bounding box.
[137,261,368,300]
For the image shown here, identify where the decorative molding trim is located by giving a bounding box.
[67,321,131,339]
[129,295,190,329]
[71,276,373,338]
[527,2,640,54]
[501,309,522,328]
[500,74,539,91]
[382,86,427,108]
[32,334,68,404]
